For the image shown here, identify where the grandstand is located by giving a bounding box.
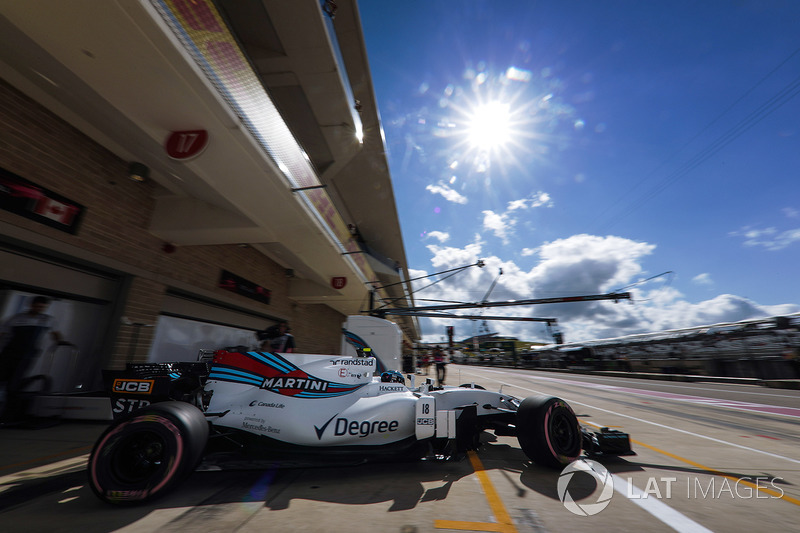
[525,314,800,379]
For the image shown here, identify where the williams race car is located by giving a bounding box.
[88,316,633,505]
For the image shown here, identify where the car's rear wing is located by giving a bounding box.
[103,361,211,420]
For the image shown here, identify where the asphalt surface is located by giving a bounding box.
[1,366,799,532]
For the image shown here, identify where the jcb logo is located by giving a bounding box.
[112,379,154,394]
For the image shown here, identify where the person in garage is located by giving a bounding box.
[258,320,295,353]
[0,296,65,422]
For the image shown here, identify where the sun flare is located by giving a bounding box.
[467,101,512,150]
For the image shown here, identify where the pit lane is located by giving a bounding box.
[1,365,798,532]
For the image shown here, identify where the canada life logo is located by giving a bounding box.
[557,459,614,516]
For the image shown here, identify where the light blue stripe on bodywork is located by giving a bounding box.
[209,368,263,386]
[209,374,263,386]
[247,351,295,373]
[211,366,262,379]
[294,388,362,398]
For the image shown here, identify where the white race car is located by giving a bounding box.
[88,318,633,505]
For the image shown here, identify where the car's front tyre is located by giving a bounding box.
[516,395,581,468]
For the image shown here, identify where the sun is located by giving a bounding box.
[444,76,549,175]
[466,101,512,150]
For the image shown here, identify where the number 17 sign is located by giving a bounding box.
[165,130,209,160]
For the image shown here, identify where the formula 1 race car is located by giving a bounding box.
[88,317,634,505]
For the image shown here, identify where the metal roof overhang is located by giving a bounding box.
[0,0,418,341]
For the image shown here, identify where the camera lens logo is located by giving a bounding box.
[557,459,614,516]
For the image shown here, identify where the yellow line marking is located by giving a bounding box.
[631,439,800,505]
[580,419,800,507]
[435,521,510,532]
[434,451,518,533]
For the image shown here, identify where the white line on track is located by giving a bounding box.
[458,369,800,466]
[468,367,800,417]
[529,371,800,399]
[459,369,718,531]
[469,367,799,402]
[612,476,713,533]
[515,373,800,419]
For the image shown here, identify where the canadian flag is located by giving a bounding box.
[34,197,78,225]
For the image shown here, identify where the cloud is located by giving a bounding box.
[692,273,713,286]
[507,199,528,211]
[410,233,799,344]
[530,191,553,208]
[482,210,515,244]
[425,231,450,243]
[730,226,800,251]
[426,181,468,204]
[481,191,553,245]
[426,236,484,270]
[507,191,553,211]
[533,234,655,293]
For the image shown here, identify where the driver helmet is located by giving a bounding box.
[380,370,405,383]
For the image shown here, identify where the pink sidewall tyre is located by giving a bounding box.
[88,401,208,505]
[516,395,581,468]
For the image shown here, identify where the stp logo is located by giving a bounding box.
[112,379,154,394]
[331,276,347,290]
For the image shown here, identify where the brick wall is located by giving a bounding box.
[113,277,166,368]
[0,78,344,367]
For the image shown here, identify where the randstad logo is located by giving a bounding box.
[557,459,614,516]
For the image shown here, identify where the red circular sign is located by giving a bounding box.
[165,130,209,160]
[331,277,347,290]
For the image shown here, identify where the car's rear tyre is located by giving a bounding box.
[516,395,581,468]
[88,401,208,505]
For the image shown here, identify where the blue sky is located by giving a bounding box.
[358,1,800,344]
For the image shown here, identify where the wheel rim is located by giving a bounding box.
[548,409,577,454]
[111,431,167,484]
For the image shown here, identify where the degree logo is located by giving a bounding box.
[314,413,338,440]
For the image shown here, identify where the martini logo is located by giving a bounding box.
[209,350,365,399]
[260,376,328,392]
